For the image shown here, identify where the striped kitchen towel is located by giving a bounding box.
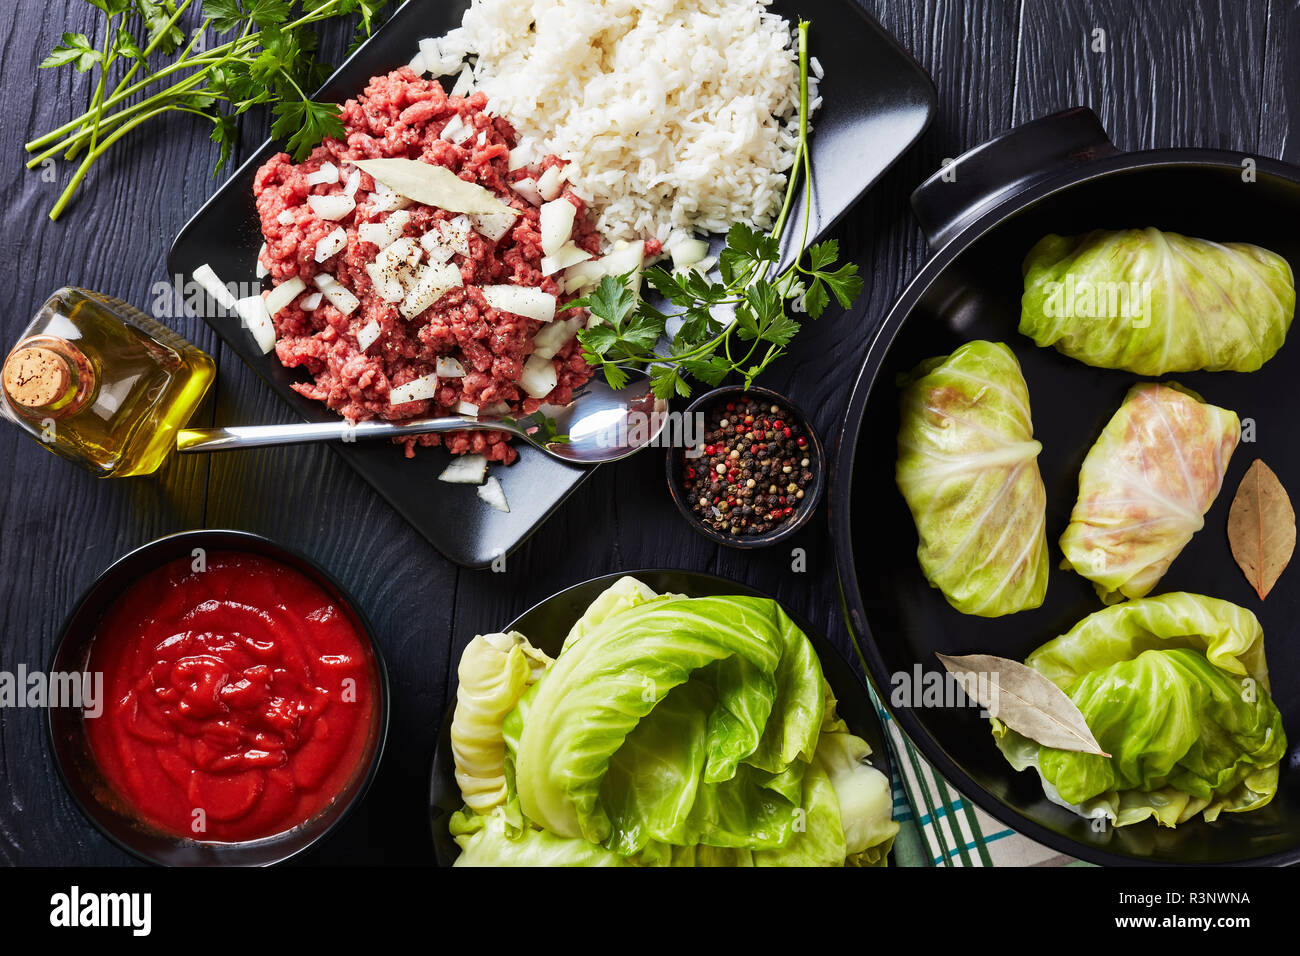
[870,691,1087,867]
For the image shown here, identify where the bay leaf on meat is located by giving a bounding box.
[936,652,1109,757]
[1227,459,1296,600]
[353,158,517,217]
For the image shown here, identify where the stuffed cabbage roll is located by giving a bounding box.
[896,340,1049,617]
[993,593,1286,828]
[1021,228,1295,375]
[1061,383,1239,602]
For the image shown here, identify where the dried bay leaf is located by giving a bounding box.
[352,158,516,217]
[936,652,1109,757]
[1228,459,1296,600]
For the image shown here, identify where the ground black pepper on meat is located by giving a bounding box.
[679,394,815,537]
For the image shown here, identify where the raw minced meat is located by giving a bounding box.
[253,68,602,463]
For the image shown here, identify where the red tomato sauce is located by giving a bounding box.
[84,552,378,843]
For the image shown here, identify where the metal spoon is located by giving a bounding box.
[175,373,668,465]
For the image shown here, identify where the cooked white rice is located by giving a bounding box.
[417,0,813,246]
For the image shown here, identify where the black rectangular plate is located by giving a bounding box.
[167,0,935,568]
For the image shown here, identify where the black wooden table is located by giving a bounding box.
[1,0,1295,865]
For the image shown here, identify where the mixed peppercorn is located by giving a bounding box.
[679,394,816,538]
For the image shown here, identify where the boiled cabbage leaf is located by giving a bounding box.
[993,593,1286,827]
[449,631,552,813]
[897,339,1049,616]
[1020,228,1295,375]
[1060,383,1239,602]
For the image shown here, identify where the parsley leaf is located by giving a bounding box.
[270,98,345,160]
[40,33,102,72]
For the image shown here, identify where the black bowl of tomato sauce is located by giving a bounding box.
[47,529,389,866]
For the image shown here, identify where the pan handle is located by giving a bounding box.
[910,107,1119,249]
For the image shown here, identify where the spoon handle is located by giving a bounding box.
[176,416,516,452]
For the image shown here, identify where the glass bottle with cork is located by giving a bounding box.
[1,288,214,476]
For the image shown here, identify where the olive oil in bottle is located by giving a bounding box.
[1,288,214,477]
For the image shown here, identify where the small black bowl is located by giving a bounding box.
[46,529,389,866]
[666,385,826,548]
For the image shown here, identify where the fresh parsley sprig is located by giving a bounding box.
[26,0,392,221]
[569,21,863,401]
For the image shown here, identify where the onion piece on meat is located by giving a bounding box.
[401,263,463,319]
[438,453,488,484]
[538,198,576,256]
[255,243,269,278]
[480,285,556,323]
[356,319,382,352]
[314,226,347,263]
[519,354,558,399]
[306,162,339,186]
[192,263,237,311]
[312,273,360,316]
[358,209,411,250]
[536,165,564,202]
[389,372,439,406]
[365,262,406,303]
[449,64,474,97]
[509,177,543,207]
[299,291,323,311]
[540,242,592,277]
[440,114,465,143]
[264,276,306,317]
[343,167,362,198]
[456,400,480,417]
[531,316,583,360]
[467,210,516,243]
[307,193,356,221]
[436,356,466,378]
[477,475,510,513]
[276,209,295,225]
[371,181,412,213]
[234,295,276,354]
[507,145,533,172]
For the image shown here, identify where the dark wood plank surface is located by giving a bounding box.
[0,0,1292,865]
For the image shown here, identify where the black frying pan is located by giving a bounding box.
[831,107,1300,866]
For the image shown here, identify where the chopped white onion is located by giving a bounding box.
[343,167,362,197]
[437,453,488,484]
[192,263,237,311]
[477,475,510,513]
[408,51,427,74]
[312,273,360,315]
[357,209,410,249]
[531,316,582,360]
[439,114,465,143]
[389,372,439,406]
[456,400,480,417]
[519,354,558,399]
[536,165,564,202]
[314,226,347,263]
[370,181,411,212]
[299,291,323,311]
[449,64,474,97]
[435,356,466,378]
[234,295,276,353]
[307,193,356,221]
[467,210,516,243]
[538,198,577,256]
[264,276,306,317]
[510,177,543,206]
[540,241,592,277]
[356,319,381,352]
[276,209,295,225]
[255,243,269,279]
[365,262,406,303]
[306,162,339,187]
[400,262,462,319]
[480,284,556,323]
[507,145,532,171]
[671,238,710,270]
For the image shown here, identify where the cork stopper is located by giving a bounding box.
[3,346,71,409]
